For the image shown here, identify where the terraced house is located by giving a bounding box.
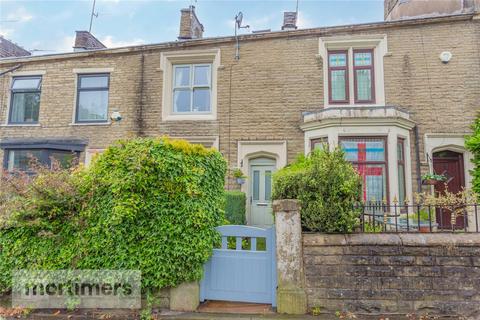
[0,0,479,228]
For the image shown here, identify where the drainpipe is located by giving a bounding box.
[0,64,22,77]
[136,54,145,137]
[414,125,422,193]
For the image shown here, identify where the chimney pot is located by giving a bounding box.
[282,12,298,30]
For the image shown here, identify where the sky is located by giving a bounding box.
[0,0,384,55]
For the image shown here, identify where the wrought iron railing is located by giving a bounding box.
[356,202,479,233]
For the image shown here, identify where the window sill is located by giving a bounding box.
[69,122,111,126]
[163,114,216,121]
[1,123,41,127]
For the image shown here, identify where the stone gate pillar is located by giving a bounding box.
[272,199,307,314]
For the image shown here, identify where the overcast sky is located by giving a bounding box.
[0,0,384,55]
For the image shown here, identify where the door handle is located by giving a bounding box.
[256,203,268,207]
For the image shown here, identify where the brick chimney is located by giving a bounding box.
[0,36,31,58]
[178,6,204,40]
[282,12,297,30]
[73,31,106,52]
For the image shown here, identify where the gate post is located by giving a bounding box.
[272,199,307,314]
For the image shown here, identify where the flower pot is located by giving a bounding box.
[422,179,439,185]
[418,226,430,233]
[236,177,246,185]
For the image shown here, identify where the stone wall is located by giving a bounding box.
[303,233,480,318]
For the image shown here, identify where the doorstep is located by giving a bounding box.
[197,301,274,314]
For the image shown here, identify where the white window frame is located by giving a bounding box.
[160,49,220,121]
[319,35,388,108]
[172,64,212,114]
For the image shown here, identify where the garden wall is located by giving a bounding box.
[303,233,480,317]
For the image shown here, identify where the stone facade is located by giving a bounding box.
[0,13,478,210]
[303,233,480,317]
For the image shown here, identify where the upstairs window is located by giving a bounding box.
[9,76,42,124]
[76,74,109,123]
[173,64,211,113]
[328,51,349,104]
[353,49,375,103]
[327,48,376,105]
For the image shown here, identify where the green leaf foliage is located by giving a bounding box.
[272,148,362,232]
[225,191,246,225]
[466,114,480,197]
[0,137,227,292]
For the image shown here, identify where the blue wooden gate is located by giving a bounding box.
[200,225,276,306]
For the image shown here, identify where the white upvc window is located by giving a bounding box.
[160,49,220,121]
[173,64,212,114]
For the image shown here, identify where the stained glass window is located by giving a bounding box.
[328,51,348,103]
[340,137,387,203]
[353,50,374,103]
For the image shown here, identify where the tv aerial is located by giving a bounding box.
[234,11,249,60]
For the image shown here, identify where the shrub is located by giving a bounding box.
[225,191,246,225]
[466,114,480,197]
[0,137,227,292]
[272,148,362,232]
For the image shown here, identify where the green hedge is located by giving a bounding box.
[0,137,227,292]
[272,148,362,233]
[225,191,246,225]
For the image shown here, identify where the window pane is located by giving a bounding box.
[356,69,372,101]
[173,89,191,112]
[361,164,387,202]
[8,150,43,171]
[174,66,190,87]
[80,75,109,88]
[329,53,347,67]
[312,138,328,151]
[354,52,372,66]
[398,164,406,205]
[193,88,210,112]
[264,170,272,201]
[253,170,260,201]
[194,65,210,86]
[50,151,76,169]
[340,139,385,162]
[10,92,40,123]
[12,77,41,90]
[78,90,109,121]
[331,70,346,101]
[397,141,404,160]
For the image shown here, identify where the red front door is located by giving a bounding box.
[433,150,466,229]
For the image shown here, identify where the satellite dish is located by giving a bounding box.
[235,12,243,28]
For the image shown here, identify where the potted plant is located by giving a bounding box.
[421,173,447,185]
[232,168,247,185]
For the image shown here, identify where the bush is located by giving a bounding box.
[272,148,362,232]
[0,137,227,292]
[466,114,480,197]
[225,191,246,225]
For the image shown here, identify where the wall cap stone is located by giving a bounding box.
[303,233,480,247]
[273,199,300,212]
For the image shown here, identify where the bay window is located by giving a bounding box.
[5,149,78,172]
[9,76,42,124]
[340,137,388,203]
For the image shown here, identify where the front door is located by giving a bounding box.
[249,157,275,226]
[433,150,466,229]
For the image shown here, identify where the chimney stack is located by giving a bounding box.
[178,6,204,40]
[73,31,106,52]
[282,12,297,30]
